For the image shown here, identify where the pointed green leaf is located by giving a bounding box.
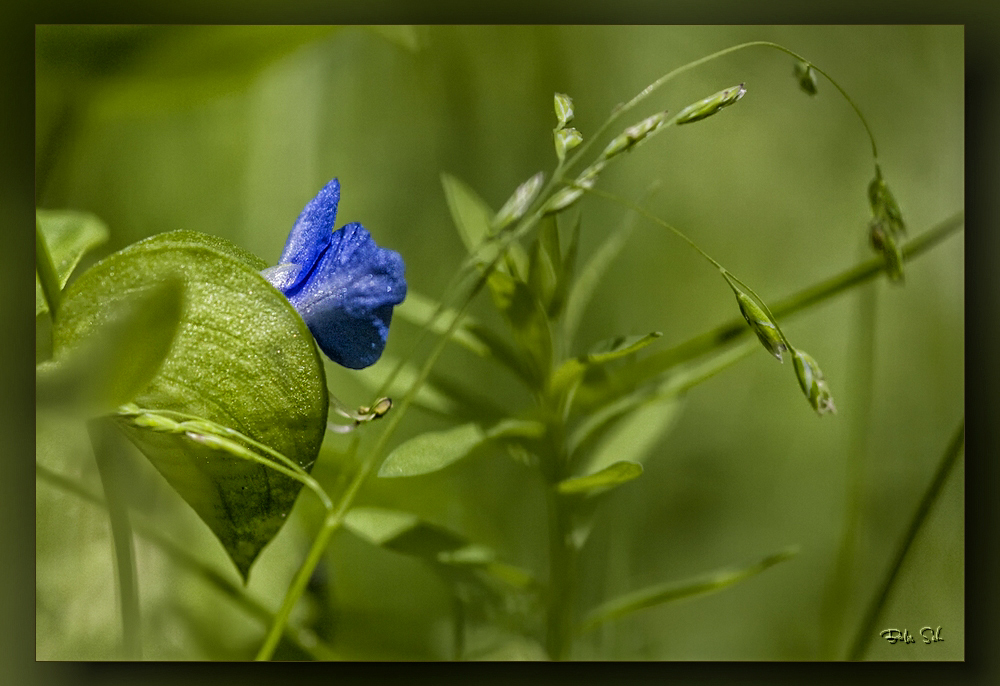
[35,209,110,316]
[580,547,799,632]
[577,393,682,477]
[52,230,328,580]
[37,278,183,415]
[485,418,547,441]
[345,508,537,593]
[442,173,495,254]
[487,270,553,389]
[551,332,662,394]
[378,422,487,477]
[557,461,643,497]
[343,507,422,546]
[562,213,635,343]
[344,506,466,558]
[548,214,580,320]
[527,237,558,312]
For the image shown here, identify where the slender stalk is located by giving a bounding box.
[616,211,964,394]
[88,419,142,660]
[35,462,340,660]
[452,590,466,661]
[255,268,502,660]
[819,248,878,658]
[847,420,965,660]
[36,216,62,317]
[562,41,879,179]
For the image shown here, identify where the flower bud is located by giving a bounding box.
[794,61,818,96]
[600,111,668,160]
[868,165,905,235]
[495,172,545,229]
[554,92,574,128]
[867,165,906,281]
[543,161,605,215]
[735,291,787,362]
[675,83,746,125]
[793,350,836,415]
[869,219,905,282]
[554,127,583,162]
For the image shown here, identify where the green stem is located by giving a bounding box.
[35,462,340,660]
[257,217,520,661]
[452,590,466,661]
[563,40,878,178]
[847,420,965,660]
[545,485,574,660]
[616,211,963,395]
[88,419,142,660]
[36,215,62,317]
[819,249,878,658]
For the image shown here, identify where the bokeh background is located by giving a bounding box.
[35,25,963,660]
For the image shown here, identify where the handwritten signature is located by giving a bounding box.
[880,627,943,645]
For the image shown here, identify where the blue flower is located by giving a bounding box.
[263,179,407,369]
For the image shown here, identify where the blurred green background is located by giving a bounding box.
[35,25,963,660]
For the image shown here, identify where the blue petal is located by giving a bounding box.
[284,222,406,369]
[275,178,341,293]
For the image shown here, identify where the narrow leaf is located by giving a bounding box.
[487,270,553,389]
[378,422,487,477]
[527,237,558,312]
[442,173,495,253]
[35,209,110,316]
[578,394,682,477]
[562,213,636,343]
[485,418,547,441]
[580,548,799,632]
[557,461,643,496]
[344,506,466,559]
[37,278,184,415]
[551,332,662,394]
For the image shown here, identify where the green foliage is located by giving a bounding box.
[379,423,487,478]
[35,26,963,662]
[35,209,110,317]
[556,461,643,497]
[51,231,329,579]
[37,279,183,415]
[580,548,799,632]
